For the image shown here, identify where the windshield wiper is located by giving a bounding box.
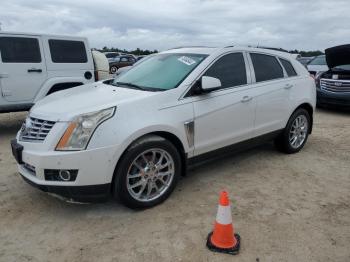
[114,81,165,92]
[115,81,146,90]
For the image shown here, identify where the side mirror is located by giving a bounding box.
[201,76,222,93]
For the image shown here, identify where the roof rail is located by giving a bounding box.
[224,44,290,53]
[167,46,214,50]
[224,44,256,48]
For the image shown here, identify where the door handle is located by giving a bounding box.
[0,73,9,78]
[284,84,293,89]
[241,96,252,103]
[28,68,42,73]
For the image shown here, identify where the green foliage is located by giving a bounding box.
[95,47,158,56]
[97,46,323,58]
[289,49,324,57]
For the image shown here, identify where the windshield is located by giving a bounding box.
[309,56,326,65]
[113,53,208,91]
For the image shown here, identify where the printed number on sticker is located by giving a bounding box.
[178,56,196,66]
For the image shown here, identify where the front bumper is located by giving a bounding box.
[13,138,120,203]
[317,89,350,107]
[21,175,111,202]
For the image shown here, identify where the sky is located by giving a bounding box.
[1,0,349,52]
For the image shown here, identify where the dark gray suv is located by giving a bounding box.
[316,44,350,108]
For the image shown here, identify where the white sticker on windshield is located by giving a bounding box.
[178,56,196,66]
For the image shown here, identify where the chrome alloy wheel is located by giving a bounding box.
[126,148,175,202]
[289,115,308,149]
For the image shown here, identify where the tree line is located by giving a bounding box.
[288,50,324,57]
[97,47,158,56]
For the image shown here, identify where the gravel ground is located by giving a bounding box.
[0,109,349,262]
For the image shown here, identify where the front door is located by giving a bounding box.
[191,52,256,156]
[0,35,47,102]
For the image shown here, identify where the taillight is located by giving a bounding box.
[94,70,99,81]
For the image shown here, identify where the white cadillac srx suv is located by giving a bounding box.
[11,46,316,208]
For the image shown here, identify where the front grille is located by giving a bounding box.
[19,117,56,142]
[320,79,350,93]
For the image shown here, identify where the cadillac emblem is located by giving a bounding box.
[334,82,342,87]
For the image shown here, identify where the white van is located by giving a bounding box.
[0,32,109,113]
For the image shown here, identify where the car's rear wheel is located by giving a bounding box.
[113,135,181,209]
[110,66,118,74]
[275,108,311,154]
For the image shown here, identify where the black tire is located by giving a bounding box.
[110,66,118,74]
[113,135,182,209]
[274,108,311,154]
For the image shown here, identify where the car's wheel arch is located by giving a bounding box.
[288,102,314,134]
[33,77,89,102]
[110,129,188,195]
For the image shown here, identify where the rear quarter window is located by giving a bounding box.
[280,58,297,77]
[250,53,284,82]
[0,37,41,63]
[49,39,87,63]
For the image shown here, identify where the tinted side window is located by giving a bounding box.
[250,53,284,82]
[204,53,247,89]
[0,37,41,63]
[49,39,87,63]
[279,58,297,77]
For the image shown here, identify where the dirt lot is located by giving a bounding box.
[0,109,349,262]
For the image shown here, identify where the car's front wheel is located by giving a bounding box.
[113,135,181,209]
[275,108,311,154]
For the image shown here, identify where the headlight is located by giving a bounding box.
[56,107,115,151]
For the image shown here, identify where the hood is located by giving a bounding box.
[325,44,350,68]
[31,82,155,121]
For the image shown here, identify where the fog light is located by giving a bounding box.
[59,170,71,181]
[44,169,78,182]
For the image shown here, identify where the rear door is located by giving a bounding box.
[42,37,94,83]
[0,34,47,102]
[191,52,256,156]
[247,52,291,136]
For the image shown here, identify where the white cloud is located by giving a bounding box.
[0,0,349,51]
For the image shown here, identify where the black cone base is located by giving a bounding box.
[206,232,241,255]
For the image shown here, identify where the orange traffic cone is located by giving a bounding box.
[206,191,240,255]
